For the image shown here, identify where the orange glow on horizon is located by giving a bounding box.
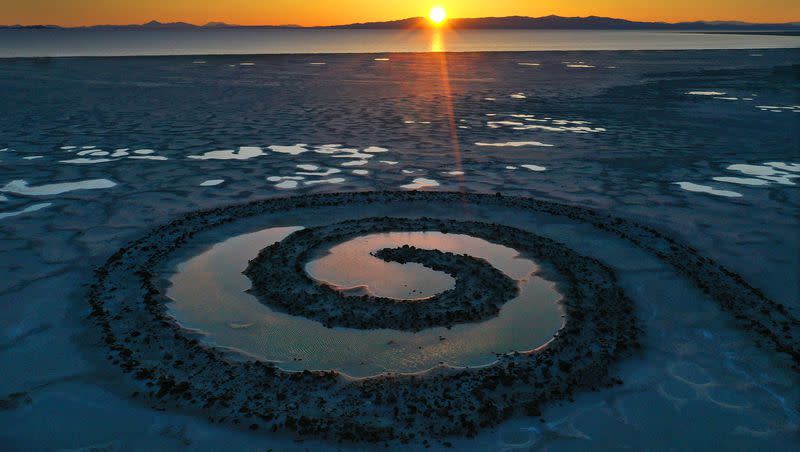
[2,1,798,27]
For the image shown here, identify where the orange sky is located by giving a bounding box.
[2,0,798,26]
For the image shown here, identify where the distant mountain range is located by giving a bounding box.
[3,16,799,31]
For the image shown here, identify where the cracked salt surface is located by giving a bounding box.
[1,178,116,196]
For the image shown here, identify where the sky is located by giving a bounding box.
[1,0,798,26]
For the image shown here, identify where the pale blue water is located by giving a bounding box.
[0,29,798,57]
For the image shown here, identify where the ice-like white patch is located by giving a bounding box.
[381,160,398,165]
[686,91,726,96]
[129,155,168,161]
[364,146,388,153]
[275,180,298,189]
[110,149,130,157]
[404,120,416,124]
[200,179,225,187]
[60,146,76,150]
[484,97,496,101]
[340,160,368,167]
[239,62,255,66]
[269,144,309,156]
[756,175,797,185]
[77,149,101,156]
[446,171,464,176]
[133,149,155,155]
[1,178,116,196]
[727,164,781,177]
[22,156,44,160]
[506,166,518,170]
[674,182,742,198]
[521,164,547,172]
[304,177,345,186]
[487,121,524,128]
[320,147,375,159]
[765,162,800,173]
[727,162,799,186]
[0,202,52,220]
[713,97,739,101]
[296,168,342,176]
[81,145,96,149]
[518,62,540,66]
[401,169,418,174]
[756,105,800,113]
[475,141,554,148]
[59,158,117,164]
[189,146,265,160]
[400,178,440,190]
[712,177,770,186]
[267,176,304,182]
[352,169,369,175]
[89,151,110,156]
[296,164,319,171]
[510,93,527,99]
[566,64,594,68]
[489,118,605,133]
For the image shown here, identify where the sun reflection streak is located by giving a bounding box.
[431,29,467,204]
[430,30,443,52]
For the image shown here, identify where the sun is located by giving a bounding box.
[429,6,447,25]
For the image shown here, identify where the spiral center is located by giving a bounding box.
[304,231,534,300]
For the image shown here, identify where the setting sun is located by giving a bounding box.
[429,6,447,25]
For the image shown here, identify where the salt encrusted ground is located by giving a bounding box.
[1,49,799,450]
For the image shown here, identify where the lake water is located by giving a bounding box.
[1,29,798,57]
[166,227,564,377]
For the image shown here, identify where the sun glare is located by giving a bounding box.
[429,6,447,25]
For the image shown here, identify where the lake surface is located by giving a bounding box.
[1,29,798,57]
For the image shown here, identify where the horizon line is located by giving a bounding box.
[4,14,800,29]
